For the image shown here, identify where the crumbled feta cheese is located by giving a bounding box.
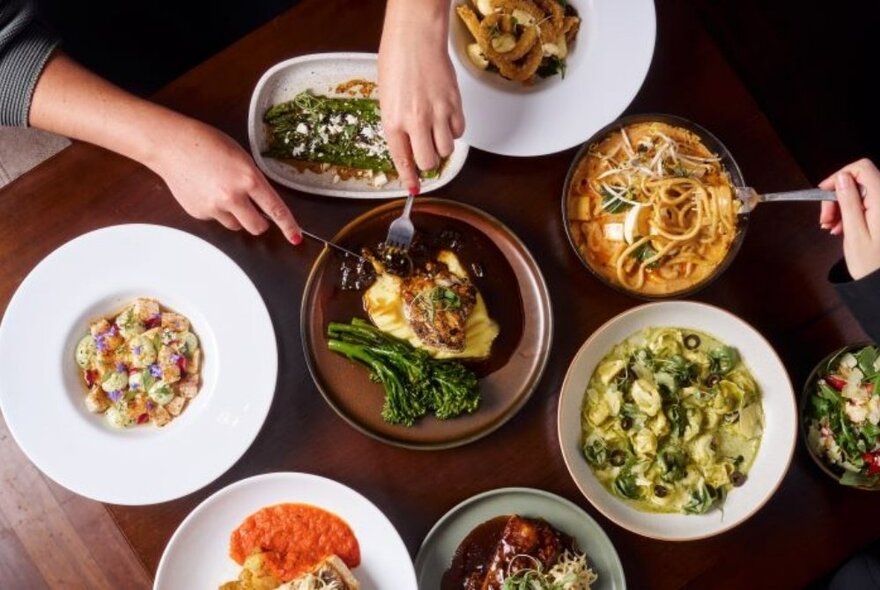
[296,123,308,134]
[345,114,358,125]
[843,369,868,401]
[361,126,375,139]
[372,172,388,187]
[845,401,868,424]
[869,396,880,425]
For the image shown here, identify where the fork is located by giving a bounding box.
[384,190,417,251]
[735,187,838,213]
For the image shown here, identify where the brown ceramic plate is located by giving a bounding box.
[301,198,552,449]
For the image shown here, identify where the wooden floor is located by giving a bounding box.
[0,415,150,589]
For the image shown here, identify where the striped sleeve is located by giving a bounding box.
[0,0,60,127]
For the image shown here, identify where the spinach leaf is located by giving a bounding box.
[856,346,880,377]
[536,55,567,79]
[583,439,608,467]
[600,186,632,214]
[613,465,642,500]
[841,470,880,488]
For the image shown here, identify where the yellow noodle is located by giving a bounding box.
[568,122,741,295]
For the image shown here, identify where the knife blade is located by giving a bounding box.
[301,230,365,261]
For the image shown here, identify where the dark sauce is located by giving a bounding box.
[329,213,524,376]
[441,516,577,590]
[339,255,376,291]
[442,516,508,590]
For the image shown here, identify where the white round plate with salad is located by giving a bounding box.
[0,225,277,505]
[558,301,797,540]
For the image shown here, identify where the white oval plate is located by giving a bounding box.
[155,472,417,590]
[0,225,277,505]
[449,0,656,156]
[415,487,626,589]
[558,302,796,540]
[249,52,469,198]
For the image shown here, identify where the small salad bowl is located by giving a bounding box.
[800,342,880,491]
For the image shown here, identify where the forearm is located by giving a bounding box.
[382,0,450,41]
[28,52,193,171]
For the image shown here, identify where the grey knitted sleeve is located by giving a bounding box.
[0,0,60,127]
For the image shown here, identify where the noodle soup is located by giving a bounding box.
[566,121,742,297]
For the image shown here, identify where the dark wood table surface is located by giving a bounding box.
[1,0,875,588]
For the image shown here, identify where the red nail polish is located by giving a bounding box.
[291,232,303,245]
[409,185,420,197]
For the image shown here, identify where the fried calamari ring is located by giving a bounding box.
[563,15,581,43]
[495,38,544,81]
[456,0,579,83]
[534,0,565,39]
[478,13,539,62]
[457,4,483,41]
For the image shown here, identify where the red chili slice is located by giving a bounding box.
[145,317,161,329]
[826,375,847,391]
[84,369,98,387]
[137,413,149,424]
[176,356,187,372]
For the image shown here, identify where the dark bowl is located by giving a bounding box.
[300,198,553,450]
[800,342,880,491]
[561,113,749,300]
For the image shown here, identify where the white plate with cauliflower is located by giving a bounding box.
[0,224,277,505]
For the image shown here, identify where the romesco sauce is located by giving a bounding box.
[229,503,360,581]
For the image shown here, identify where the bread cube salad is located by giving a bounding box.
[74,298,202,428]
[805,345,880,487]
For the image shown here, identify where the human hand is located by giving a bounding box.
[378,0,465,192]
[819,158,880,279]
[149,119,302,243]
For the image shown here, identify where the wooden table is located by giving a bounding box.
[1,0,875,588]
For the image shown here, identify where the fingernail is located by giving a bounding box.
[291,232,303,245]
[837,171,852,189]
[409,185,420,196]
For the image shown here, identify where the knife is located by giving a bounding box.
[301,230,366,261]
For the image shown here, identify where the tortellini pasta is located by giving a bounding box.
[580,327,764,514]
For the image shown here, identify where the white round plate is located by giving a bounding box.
[449,0,656,156]
[249,52,469,198]
[0,225,277,505]
[155,472,417,590]
[415,487,625,589]
[558,302,796,540]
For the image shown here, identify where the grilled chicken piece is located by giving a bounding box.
[400,263,477,352]
[480,516,568,590]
